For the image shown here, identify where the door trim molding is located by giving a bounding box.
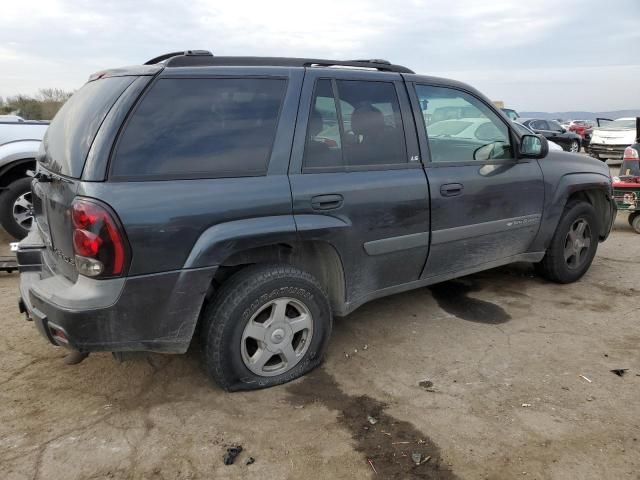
[431,214,542,245]
[363,232,429,256]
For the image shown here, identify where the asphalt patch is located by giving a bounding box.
[287,369,458,479]
[429,280,511,324]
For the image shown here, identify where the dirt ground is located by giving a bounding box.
[1,212,639,480]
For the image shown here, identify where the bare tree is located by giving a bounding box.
[2,88,74,120]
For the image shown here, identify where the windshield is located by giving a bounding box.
[599,119,636,131]
[41,76,135,177]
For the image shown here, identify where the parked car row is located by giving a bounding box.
[519,119,582,152]
[500,111,639,162]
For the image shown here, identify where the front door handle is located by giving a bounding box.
[440,183,463,197]
[311,194,343,210]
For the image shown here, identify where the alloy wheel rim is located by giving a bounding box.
[12,192,33,231]
[563,218,591,269]
[240,297,313,377]
[570,141,579,152]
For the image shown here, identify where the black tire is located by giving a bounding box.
[0,177,33,240]
[632,214,640,234]
[535,200,599,283]
[201,264,332,391]
[628,211,639,227]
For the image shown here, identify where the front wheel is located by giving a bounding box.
[201,264,332,391]
[0,177,34,240]
[535,200,599,283]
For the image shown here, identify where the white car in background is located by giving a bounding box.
[588,117,637,161]
[427,118,564,151]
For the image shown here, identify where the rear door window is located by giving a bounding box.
[42,76,135,178]
[112,78,287,180]
[303,79,406,170]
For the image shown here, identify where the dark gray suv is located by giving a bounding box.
[17,51,615,390]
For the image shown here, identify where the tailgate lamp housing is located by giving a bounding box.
[71,198,129,278]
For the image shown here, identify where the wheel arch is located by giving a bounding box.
[531,172,614,251]
[212,240,346,315]
[566,188,613,239]
[0,158,36,189]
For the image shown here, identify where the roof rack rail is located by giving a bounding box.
[161,54,414,73]
[144,50,213,65]
[350,59,392,65]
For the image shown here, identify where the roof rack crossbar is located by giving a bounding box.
[162,55,414,73]
[144,50,213,65]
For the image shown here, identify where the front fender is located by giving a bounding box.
[183,215,298,269]
[531,171,613,251]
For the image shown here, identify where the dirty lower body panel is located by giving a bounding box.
[18,244,216,353]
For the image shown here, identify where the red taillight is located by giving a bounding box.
[71,198,128,277]
[73,229,103,256]
[623,146,639,161]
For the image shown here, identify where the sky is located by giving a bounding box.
[1,0,639,112]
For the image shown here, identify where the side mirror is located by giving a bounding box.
[561,128,567,133]
[520,134,549,159]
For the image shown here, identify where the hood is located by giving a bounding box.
[542,150,611,177]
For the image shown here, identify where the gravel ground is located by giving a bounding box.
[1,211,638,480]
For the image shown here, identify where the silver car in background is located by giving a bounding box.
[0,119,49,238]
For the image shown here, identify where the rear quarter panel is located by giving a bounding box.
[80,67,305,275]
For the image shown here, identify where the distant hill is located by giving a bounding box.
[519,110,640,121]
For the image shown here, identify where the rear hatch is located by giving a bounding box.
[33,76,137,281]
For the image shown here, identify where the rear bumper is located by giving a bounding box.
[17,231,216,353]
[587,143,627,159]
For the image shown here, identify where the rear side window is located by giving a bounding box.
[42,76,135,178]
[112,78,287,180]
[303,79,406,170]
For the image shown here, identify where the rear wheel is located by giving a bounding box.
[628,211,639,227]
[201,264,332,391]
[535,200,599,283]
[0,177,34,240]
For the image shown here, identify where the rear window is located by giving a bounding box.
[42,76,135,177]
[599,119,636,130]
[112,78,287,180]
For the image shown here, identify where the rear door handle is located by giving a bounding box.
[311,194,343,210]
[440,183,463,197]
